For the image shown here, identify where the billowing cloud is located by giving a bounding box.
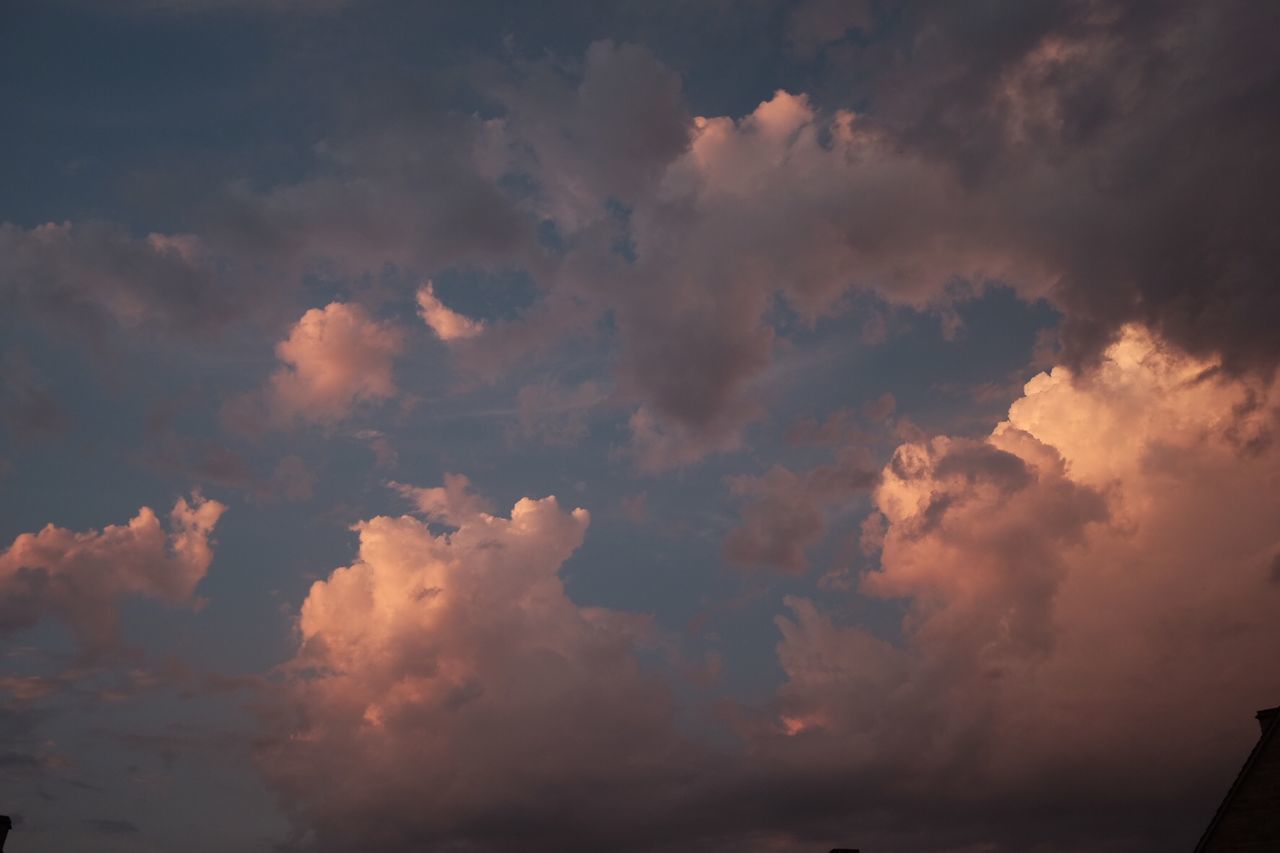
[767,327,1280,846]
[415,282,485,341]
[270,303,403,423]
[228,302,404,432]
[259,479,705,852]
[0,495,226,654]
[462,4,1280,469]
[498,82,1051,468]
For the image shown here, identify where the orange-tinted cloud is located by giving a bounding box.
[259,480,701,851]
[415,281,485,341]
[537,88,1053,469]
[269,302,403,424]
[0,495,226,654]
[226,302,404,434]
[772,327,1280,810]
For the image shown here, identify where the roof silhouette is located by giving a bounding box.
[1194,706,1280,852]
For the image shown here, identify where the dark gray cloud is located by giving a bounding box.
[830,0,1280,374]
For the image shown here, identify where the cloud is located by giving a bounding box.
[353,429,398,469]
[415,282,485,341]
[389,473,492,526]
[724,446,878,574]
[766,326,1280,845]
[0,495,226,655]
[202,117,539,280]
[491,76,1052,468]
[1,106,540,360]
[142,398,317,502]
[607,91,1048,458]
[492,39,692,228]
[258,479,705,852]
[0,222,237,342]
[470,6,1280,469]
[269,303,403,424]
[786,0,873,57]
[227,303,404,433]
[834,0,1280,374]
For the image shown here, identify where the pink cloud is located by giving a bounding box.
[259,480,701,851]
[506,86,1057,469]
[415,281,485,341]
[0,495,226,654]
[771,327,1280,803]
[269,303,403,424]
[225,302,403,434]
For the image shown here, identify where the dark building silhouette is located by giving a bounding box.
[0,814,10,851]
[1194,706,1280,852]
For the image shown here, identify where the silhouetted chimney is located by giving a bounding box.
[0,814,11,851]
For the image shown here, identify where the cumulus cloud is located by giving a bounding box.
[494,77,1052,468]
[258,479,705,852]
[0,495,226,654]
[609,91,1049,452]
[767,327,1280,846]
[465,5,1280,469]
[269,303,403,423]
[227,302,404,432]
[415,282,485,341]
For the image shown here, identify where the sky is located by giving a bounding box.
[1,1,1279,851]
